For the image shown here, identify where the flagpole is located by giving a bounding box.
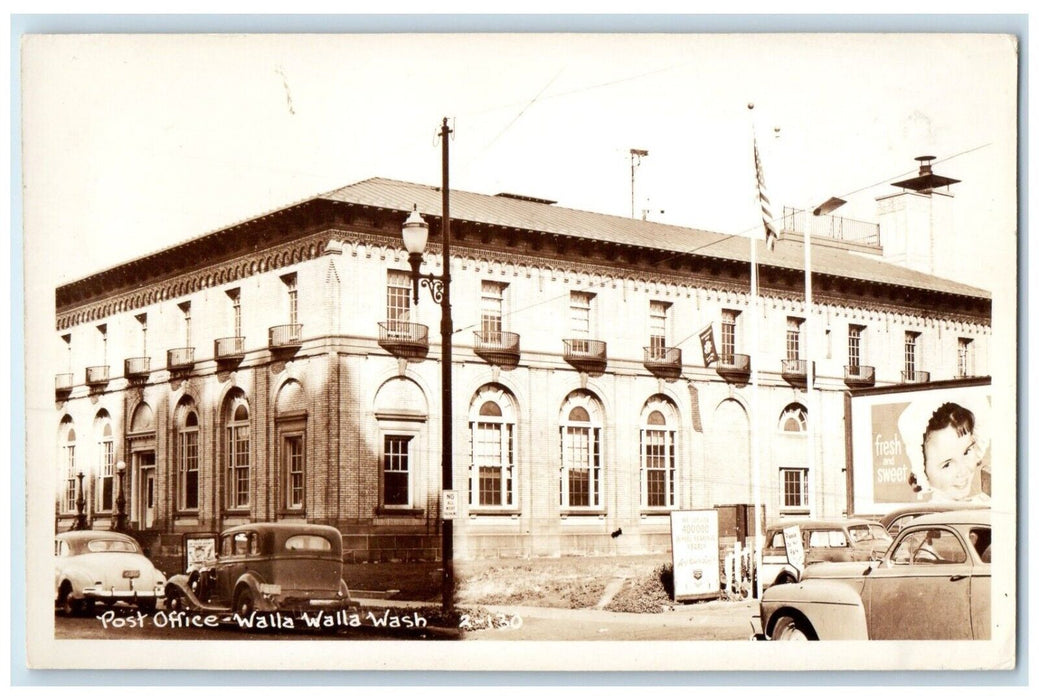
[804,209,816,519]
[748,103,766,600]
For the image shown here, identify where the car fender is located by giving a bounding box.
[233,571,278,612]
[761,580,869,640]
[55,564,94,600]
[165,574,210,611]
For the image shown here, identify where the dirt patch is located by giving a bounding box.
[343,554,679,613]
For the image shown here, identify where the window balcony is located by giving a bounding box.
[215,336,246,364]
[124,357,151,379]
[715,353,751,382]
[167,347,195,371]
[474,330,520,368]
[268,324,302,350]
[901,370,931,384]
[55,373,73,397]
[86,365,110,387]
[643,345,682,379]
[781,359,815,384]
[844,364,875,387]
[378,321,429,361]
[563,338,607,374]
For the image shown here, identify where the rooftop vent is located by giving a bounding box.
[891,156,961,193]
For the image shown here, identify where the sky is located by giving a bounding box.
[20,31,1018,294]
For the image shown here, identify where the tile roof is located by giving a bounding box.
[321,177,990,301]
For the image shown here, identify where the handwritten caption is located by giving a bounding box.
[96,608,523,631]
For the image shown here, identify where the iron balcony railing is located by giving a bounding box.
[268,324,302,348]
[640,344,681,375]
[474,331,521,365]
[902,370,931,384]
[780,206,881,247]
[563,338,607,362]
[781,359,816,380]
[85,365,110,386]
[124,357,151,378]
[844,365,876,386]
[716,353,751,372]
[55,373,73,392]
[215,336,246,359]
[167,347,195,370]
[378,321,430,360]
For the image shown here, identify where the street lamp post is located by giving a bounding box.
[114,460,128,532]
[74,471,87,531]
[401,117,455,615]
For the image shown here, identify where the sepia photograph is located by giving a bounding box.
[18,25,1019,674]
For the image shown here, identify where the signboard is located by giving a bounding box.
[698,325,718,366]
[182,532,218,573]
[783,525,805,575]
[441,490,460,520]
[669,509,721,602]
[847,379,991,514]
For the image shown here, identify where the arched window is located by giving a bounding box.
[559,391,604,510]
[779,403,808,433]
[95,413,114,512]
[468,386,517,508]
[225,394,251,510]
[60,419,76,514]
[641,397,679,509]
[176,399,200,511]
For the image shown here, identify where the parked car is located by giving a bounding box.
[55,530,166,616]
[880,502,987,536]
[755,509,991,640]
[756,518,891,590]
[164,522,357,618]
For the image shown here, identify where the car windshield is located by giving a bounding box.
[868,524,892,542]
[847,525,872,543]
[284,535,332,552]
[85,538,139,553]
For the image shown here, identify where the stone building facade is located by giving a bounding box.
[52,176,991,566]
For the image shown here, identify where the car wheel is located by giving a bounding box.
[138,598,157,615]
[165,587,184,613]
[772,615,815,641]
[57,582,82,617]
[775,573,797,586]
[234,589,255,619]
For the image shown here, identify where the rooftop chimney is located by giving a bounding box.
[890,155,961,194]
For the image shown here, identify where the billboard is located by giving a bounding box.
[669,509,721,602]
[847,379,991,515]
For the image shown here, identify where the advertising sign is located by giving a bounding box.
[847,379,991,514]
[783,525,805,575]
[183,533,218,573]
[670,509,721,602]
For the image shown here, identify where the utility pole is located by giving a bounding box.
[630,148,648,218]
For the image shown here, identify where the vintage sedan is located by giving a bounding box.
[756,518,891,590]
[756,509,991,640]
[164,522,357,618]
[55,530,166,616]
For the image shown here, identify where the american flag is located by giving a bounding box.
[753,136,778,250]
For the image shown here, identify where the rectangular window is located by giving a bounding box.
[780,468,809,513]
[473,421,514,506]
[848,324,864,369]
[383,435,411,507]
[905,331,919,376]
[135,314,148,355]
[570,291,594,336]
[97,324,108,366]
[285,435,305,510]
[786,317,803,361]
[958,337,975,377]
[283,274,298,327]
[63,445,76,514]
[180,430,199,510]
[179,302,192,348]
[481,281,506,339]
[561,426,601,508]
[386,271,412,336]
[97,440,113,512]
[649,301,669,357]
[227,424,250,509]
[721,309,738,361]
[642,428,675,508]
[226,288,241,338]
